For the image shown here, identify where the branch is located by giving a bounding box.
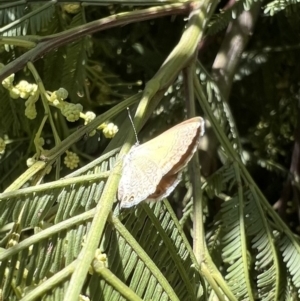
[212,2,261,101]
[0,3,191,81]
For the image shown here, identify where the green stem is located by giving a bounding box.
[0,210,95,261]
[63,2,218,299]
[233,162,254,299]
[93,264,143,301]
[27,62,61,146]
[195,71,299,277]
[185,64,206,265]
[0,1,55,35]
[0,3,191,81]
[20,262,76,301]
[111,216,180,301]
[194,70,283,300]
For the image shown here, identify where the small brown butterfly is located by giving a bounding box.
[118,117,205,208]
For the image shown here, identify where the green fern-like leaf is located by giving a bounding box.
[61,11,91,103]
[263,0,299,16]
[279,235,300,298]
[0,152,116,232]
[0,4,26,27]
[221,193,254,299]
[208,0,260,35]
[197,62,242,153]
[0,145,203,300]
[244,188,280,300]
[205,162,236,198]
[0,3,55,36]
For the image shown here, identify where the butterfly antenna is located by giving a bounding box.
[127,107,140,146]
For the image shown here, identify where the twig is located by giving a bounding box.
[0,3,191,81]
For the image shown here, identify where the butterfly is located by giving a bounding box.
[118,117,205,208]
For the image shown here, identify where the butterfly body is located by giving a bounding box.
[118,117,205,208]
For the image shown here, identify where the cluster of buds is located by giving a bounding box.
[83,111,97,136]
[0,66,119,170]
[82,112,119,138]
[2,72,39,120]
[49,88,83,122]
[98,122,118,138]
[64,150,80,169]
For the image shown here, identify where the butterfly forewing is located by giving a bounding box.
[137,117,203,175]
[165,121,200,166]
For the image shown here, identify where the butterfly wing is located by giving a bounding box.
[138,117,204,176]
[147,172,182,201]
[118,146,163,208]
[118,117,205,208]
